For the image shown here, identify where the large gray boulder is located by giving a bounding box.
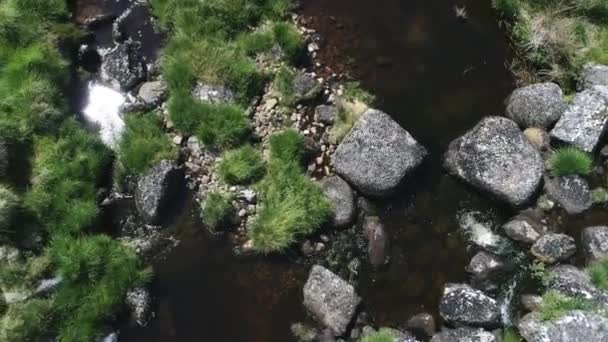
[135,160,184,224]
[531,233,576,264]
[303,265,361,336]
[320,176,356,228]
[518,311,608,342]
[100,41,146,91]
[550,85,608,152]
[582,226,608,263]
[438,284,500,327]
[546,264,608,304]
[430,327,497,342]
[444,116,543,207]
[333,109,427,196]
[544,175,592,215]
[505,83,566,128]
[579,63,608,90]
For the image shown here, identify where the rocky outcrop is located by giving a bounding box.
[582,226,608,263]
[544,175,592,215]
[363,216,388,269]
[333,109,427,196]
[546,265,608,303]
[303,265,361,336]
[579,63,608,90]
[320,176,356,228]
[125,287,153,327]
[518,311,608,342]
[438,284,499,327]
[444,116,543,207]
[505,83,566,128]
[100,41,146,91]
[550,85,608,152]
[531,233,576,264]
[430,327,497,342]
[193,83,235,104]
[135,160,184,224]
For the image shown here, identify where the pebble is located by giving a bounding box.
[172,135,183,145]
[238,209,248,217]
[314,242,325,252]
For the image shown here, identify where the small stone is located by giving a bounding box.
[523,127,551,151]
[301,240,314,255]
[172,135,183,145]
[316,156,324,165]
[314,242,325,252]
[265,98,278,111]
[521,294,543,312]
[238,209,248,217]
[238,189,257,203]
[407,313,436,338]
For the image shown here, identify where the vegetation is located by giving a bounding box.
[591,187,608,203]
[218,145,265,185]
[538,291,591,321]
[118,113,177,178]
[547,147,593,177]
[272,66,320,107]
[501,328,523,342]
[237,21,305,63]
[360,328,396,342]
[249,130,333,253]
[587,257,608,290]
[200,192,234,231]
[492,0,608,89]
[0,186,19,233]
[329,82,375,143]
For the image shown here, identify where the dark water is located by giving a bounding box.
[301,0,515,325]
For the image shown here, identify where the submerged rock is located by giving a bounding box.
[430,327,497,342]
[125,287,153,327]
[333,109,427,196]
[100,41,146,91]
[363,216,388,268]
[444,116,543,207]
[518,311,608,342]
[505,82,566,128]
[546,264,608,303]
[544,175,592,215]
[550,85,608,152]
[579,63,608,90]
[438,284,499,327]
[193,83,235,104]
[135,160,184,224]
[466,251,511,293]
[582,226,608,263]
[407,313,436,338]
[303,265,361,336]
[531,233,576,264]
[320,176,356,228]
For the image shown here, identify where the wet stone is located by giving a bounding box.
[531,233,576,264]
[544,175,592,215]
[125,287,153,327]
[438,283,500,327]
[407,313,436,338]
[466,251,510,293]
[135,160,184,224]
[363,216,388,269]
[100,41,146,91]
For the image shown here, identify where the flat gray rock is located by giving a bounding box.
[333,109,427,196]
[550,85,608,152]
[320,176,356,228]
[303,265,361,336]
[438,284,499,327]
[544,175,592,215]
[582,226,608,263]
[531,233,576,264]
[518,311,608,342]
[506,82,566,128]
[444,116,544,207]
[430,327,497,342]
[579,63,608,90]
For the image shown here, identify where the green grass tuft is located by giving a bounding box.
[249,130,333,253]
[547,147,593,177]
[0,185,19,233]
[118,113,177,178]
[361,328,396,342]
[492,0,520,19]
[200,191,234,231]
[538,291,591,321]
[195,103,250,148]
[501,328,523,342]
[218,145,265,185]
[587,257,608,290]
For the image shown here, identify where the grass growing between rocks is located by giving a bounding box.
[360,328,396,342]
[538,291,591,321]
[219,145,265,185]
[587,257,608,290]
[501,328,523,342]
[200,191,234,231]
[329,82,375,143]
[0,186,19,233]
[547,147,593,177]
[249,130,333,253]
[492,0,608,88]
[118,113,177,178]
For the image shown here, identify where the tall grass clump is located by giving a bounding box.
[50,235,151,341]
[200,191,235,231]
[218,145,265,185]
[547,147,593,177]
[493,0,520,19]
[587,257,608,290]
[24,120,111,236]
[538,291,591,321]
[237,21,304,63]
[0,185,19,233]
[196,103,250,148]
[360,328,396,342]
[249,130,333,253]
[118,113,177,178]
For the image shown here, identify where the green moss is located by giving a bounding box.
[200,191,234,231]
[218,145,265,185]
[538,291,591,321]
[118,113,177,178]
[591,187,608,203]
[249,130,333,253]
[547,147,593,177]
[500,328,523,342]
[587,257,608,290]
[0,185,19,233]
[360,328,396,342]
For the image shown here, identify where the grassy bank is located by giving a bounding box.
[0,1,148,340]
[493,0,608,90]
